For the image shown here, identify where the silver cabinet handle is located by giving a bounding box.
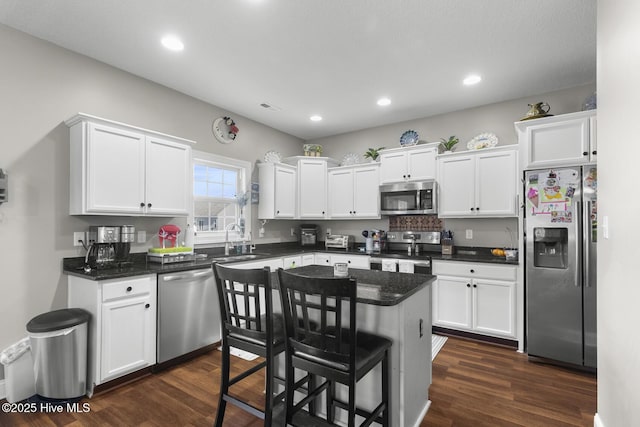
[162,269,212,282]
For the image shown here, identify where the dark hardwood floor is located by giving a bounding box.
[0,336,596,427]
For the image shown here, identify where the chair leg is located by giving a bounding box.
[349,377,356,427]
[215,342,231,427]
[382,350,389,427]
[308,373,316,416]
[326,380,335,423]
[264,350,274,427]
[285,357,296,425]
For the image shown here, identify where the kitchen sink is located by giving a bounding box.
[211,254,263,263]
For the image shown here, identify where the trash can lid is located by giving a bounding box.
[26,308,90,333]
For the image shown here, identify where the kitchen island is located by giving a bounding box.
[272,265,434,427]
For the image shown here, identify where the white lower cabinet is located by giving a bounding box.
[68,274,157,395]
[328,253,371,269]
[432,261,516,339]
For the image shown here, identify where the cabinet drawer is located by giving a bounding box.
[102,275,155,302]
[432,260,516,281]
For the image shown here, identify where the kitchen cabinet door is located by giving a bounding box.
[472,278,516,337]
[330,254,370,269]
[327,168,355,218]
[314,253,332,266]
[83,122,146,214]
[475,149,517,216]
[258,163,296,219]
[379,151,407,184]
[298,159,328,219]
[515,110,596,169]
[432,275,472,329]
[406,147,437,181]
[352,165,380,218]
[437,155,475,216]
[144,136,191,216]
[101,293,156,382]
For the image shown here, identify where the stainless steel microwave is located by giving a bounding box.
[379,180,437,215]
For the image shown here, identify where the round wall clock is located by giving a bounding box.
[212,116,239,144]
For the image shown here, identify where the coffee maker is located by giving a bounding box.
[85,225,134,270]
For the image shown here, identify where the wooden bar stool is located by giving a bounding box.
[212,263,284,427]
[277,268,392,427]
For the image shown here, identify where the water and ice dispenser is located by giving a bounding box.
[533,228,568,269]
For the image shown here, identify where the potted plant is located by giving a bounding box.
[314,145,323,157]
[440,136,459,153]
[363,147,385,162]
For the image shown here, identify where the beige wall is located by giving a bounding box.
[596,0,640,425]
[0,24,303,360]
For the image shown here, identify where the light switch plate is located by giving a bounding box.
[602,215,609,239]
[137,230,146,243]
[465,229,473,239]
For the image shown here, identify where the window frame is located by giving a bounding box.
[191,150,252,246]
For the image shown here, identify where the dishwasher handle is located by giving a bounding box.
[161,269,213,282]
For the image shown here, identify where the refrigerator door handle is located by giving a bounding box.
[574,200,583,288]
[584,200,591,288]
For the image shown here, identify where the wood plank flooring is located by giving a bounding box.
[0,336,596,427]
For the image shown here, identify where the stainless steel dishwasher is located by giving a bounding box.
[157,268,220,363]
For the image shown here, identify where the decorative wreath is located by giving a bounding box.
[212,116,239,144]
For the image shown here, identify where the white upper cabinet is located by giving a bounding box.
[258,162,296,219]
[378,143,439,184]
[438,146,517,218]
[328,164,380,219]
[297,158,330,219]
[515,110,597,169]
[66,114,192,216]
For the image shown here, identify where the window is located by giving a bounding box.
[192,150,251,245]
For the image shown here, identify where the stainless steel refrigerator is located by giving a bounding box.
[524,165,597,368]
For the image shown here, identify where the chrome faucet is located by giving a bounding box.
[225,223,243,255]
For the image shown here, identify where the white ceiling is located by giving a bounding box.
[0,0,596,140]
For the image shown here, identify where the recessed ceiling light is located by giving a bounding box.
[161,35,184,51]
[377,97,391,106]
[463,74,482,85]
[310,115,323,122]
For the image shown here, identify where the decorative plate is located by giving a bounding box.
[212,116,239,144]
[467,133,498,150]
[340,152,362,166]
[400,130,419,147]
[263,150,282,163]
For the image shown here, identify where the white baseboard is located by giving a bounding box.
[412,400,432,427]
[594,413,605,427]
[0,379,6,401]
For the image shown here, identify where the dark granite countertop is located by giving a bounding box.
[283,265,434,306]
[62,242,515,281]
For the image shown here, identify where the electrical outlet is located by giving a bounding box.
[259,227,265,238]
[327,228,332,235]
[465,229,473,239]
[137,230,146,243]
[290,227,295,237]
[73,231,86,247]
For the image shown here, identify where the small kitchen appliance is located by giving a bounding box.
[380,180,437,215]
[300,224,318,246]
[87,226,120,267]
[325,234,353,250]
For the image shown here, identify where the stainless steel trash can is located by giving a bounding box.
[26,308,90,399]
